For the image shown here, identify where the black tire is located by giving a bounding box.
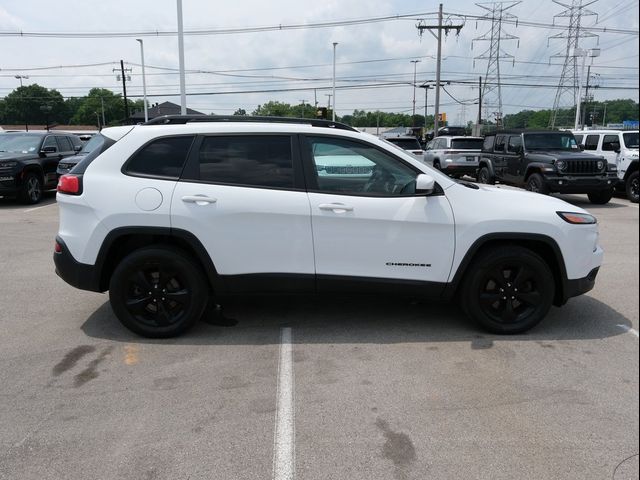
[108,246,209,338]
[626,171,639,204]
[477,166,495,185]
[460,246,555,334]
[20,172,42,204]
[526,173,550,195]
[587,189,613,205]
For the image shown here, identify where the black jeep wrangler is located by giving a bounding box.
[477,130,618,204]
[0,132,82,204]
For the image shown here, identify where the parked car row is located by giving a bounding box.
[422,129,638,205]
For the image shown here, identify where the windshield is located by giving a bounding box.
[623,132,639,149]
[523,133,578,151]
[451,138,483,150]
[387,138,422,150]
[0,134,42,154]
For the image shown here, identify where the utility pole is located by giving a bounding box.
[423,85,430,130]
[410,59,421,126]
[15,75,30,131]
[332,42,338,122]
[299,99,308,117]
[417,4,464,137]
[325,94,333,111]
[115,60,131,122]
[101,97,106,127]
[136,39,149,122]
[574,47,599,130]
[476,76,483,135]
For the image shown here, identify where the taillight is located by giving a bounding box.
[57,174,82,195]
[54,241,63,253]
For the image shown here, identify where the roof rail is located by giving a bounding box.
[142,114,358,132]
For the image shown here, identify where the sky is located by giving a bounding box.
[0,0,638,125]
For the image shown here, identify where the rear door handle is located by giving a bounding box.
[318,203,354,213]
[181,195,217,205]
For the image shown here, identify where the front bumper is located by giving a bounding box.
[543,173,618,193]
[566,267,599,299]
[441,162,478,175]
[54,236,103,292]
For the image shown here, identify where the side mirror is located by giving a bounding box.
[74,145,82,152]
[612,142,621,154]
[515,145,523,155]
[416,173,436,195]
[41,146,57,154]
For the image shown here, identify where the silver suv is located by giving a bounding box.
[423,136,483,178]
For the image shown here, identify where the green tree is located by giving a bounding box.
[1,84,66,126]
[233,108,247,116]
[71,88,143,126]
[252,101,294,117]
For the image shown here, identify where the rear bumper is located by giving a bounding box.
[54,236,104,292]
[441,163,478,175]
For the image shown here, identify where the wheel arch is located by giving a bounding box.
[95,227,221,293]
[623,160,638,181]
[445,233,569,307]
[20,163,45,183]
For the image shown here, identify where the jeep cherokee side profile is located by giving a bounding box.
[54,116,603,338]
[477,130,618,204]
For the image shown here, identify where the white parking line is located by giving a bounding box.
[272,327,295,480]
[23,202,57,213]
[617,324,639,338]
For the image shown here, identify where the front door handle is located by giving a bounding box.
[181,195,217,205]
[318,203,354,213]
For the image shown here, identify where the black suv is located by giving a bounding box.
[0,132,82,204]
[477,130,617,204]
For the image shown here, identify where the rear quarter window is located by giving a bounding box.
[124,136,195,179]
[482,136,495,152]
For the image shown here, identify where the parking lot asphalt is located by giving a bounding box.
[0,191,638,480]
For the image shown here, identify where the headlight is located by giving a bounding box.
[557,211,597,224]
[597,160,605,171]
[556,159,566,171]
[0,161,18,168]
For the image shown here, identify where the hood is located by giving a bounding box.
[474,183,590,215]
[525,151,604,162]
[0,151,38,162]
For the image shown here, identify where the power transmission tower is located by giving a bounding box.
[548,0,599,128]
[472,1,521,130]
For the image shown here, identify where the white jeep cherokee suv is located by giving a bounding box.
[54,116,603,338]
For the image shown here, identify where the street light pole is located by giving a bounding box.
[410,60,421,126]
[136,39,149,122]
[332,42,338,122]
[177,0,187,115]
[15,75,29,131]
[574,47,600,130]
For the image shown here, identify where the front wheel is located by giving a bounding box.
[526,173,550,195]
[20,173,42,204]
[460,246,555,334]
[587,189,613,205]
[109,247,209,338]
[477,166,495,185]
[626,171,639,203]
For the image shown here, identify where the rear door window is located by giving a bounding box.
[494,136,507,153]
[56,136,73,153]
[451,138,483,150]
[125,136,195,179]
[602,135,619,151]
[584,135,599,151]
[188,135,294,189]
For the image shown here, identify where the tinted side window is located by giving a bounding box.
[56,136,72,152]
[494,136,507,153]
[125,136,194,179]
[42,136,57,151]
[482,136,495,152]
[507,135,522,153]
[69,135,83,150]
[602,135,619,151]
[574,134,584,144]
[584,135,599,150]
[194,136,294,188]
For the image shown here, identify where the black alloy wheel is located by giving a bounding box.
[109,247,208,338]
[461,246,554,334]
[627,171,639,204]
[477,166,494,185]
[21,173,42,204]
[526,173,549,195]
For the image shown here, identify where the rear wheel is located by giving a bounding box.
[526,173,550,195]
[461,246,555,334]
[109,247,208,338]
[477,166,495,185]
[626,171,639,203]
[20,173,42,204]
[587,189,613,205]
